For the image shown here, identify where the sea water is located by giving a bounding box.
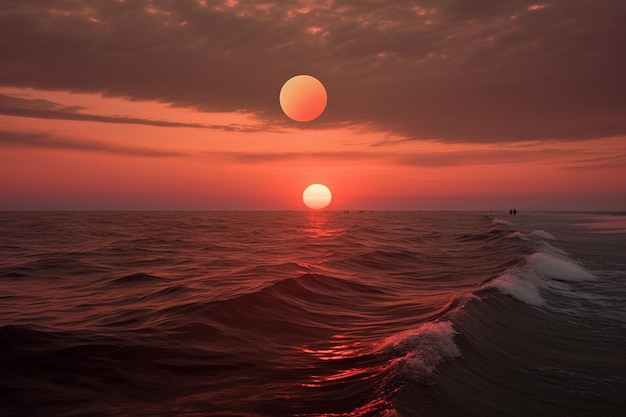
[0,211,624,416]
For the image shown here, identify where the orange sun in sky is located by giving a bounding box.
[303,184,332,209]
[279,75,327,122]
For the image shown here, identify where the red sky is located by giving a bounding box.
[0,0,625,210]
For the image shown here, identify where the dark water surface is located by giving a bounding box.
[0,211,624,416]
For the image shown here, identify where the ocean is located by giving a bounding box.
[0,211,624,416]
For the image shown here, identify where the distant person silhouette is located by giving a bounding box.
[513,209,517,215]
[509,209,513,215]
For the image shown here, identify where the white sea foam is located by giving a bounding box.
[381,321,461,381]
[487,250,597,307]
[492,219,514,228]
[488,267,547,306]
[537,241,569,256]
[528,252,596,282]
[529,230,556,240]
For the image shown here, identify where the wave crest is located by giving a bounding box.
[487,251,596,307]
[381,321,460,381]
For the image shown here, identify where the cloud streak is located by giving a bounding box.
[0,93,270,132]
[3,127,616,169]
[0,1,624,142]
[0,130,187,158]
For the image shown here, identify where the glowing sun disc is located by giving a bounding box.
[280,75,327,122]
[303,184,332,209]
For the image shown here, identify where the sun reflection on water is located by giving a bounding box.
[304,211,344,239]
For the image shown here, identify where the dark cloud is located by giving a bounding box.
[0,130,187,157]
[0,93,270,132]
[565,152,626,170]
[0,0,624,142]
[395,147,568,167]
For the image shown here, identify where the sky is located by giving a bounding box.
[0,0,625,211]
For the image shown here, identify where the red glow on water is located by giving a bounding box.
[297,341,363,361]
[304,211,344,239]
[297,335,383,389]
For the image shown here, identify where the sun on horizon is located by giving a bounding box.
[303,184,332,209]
